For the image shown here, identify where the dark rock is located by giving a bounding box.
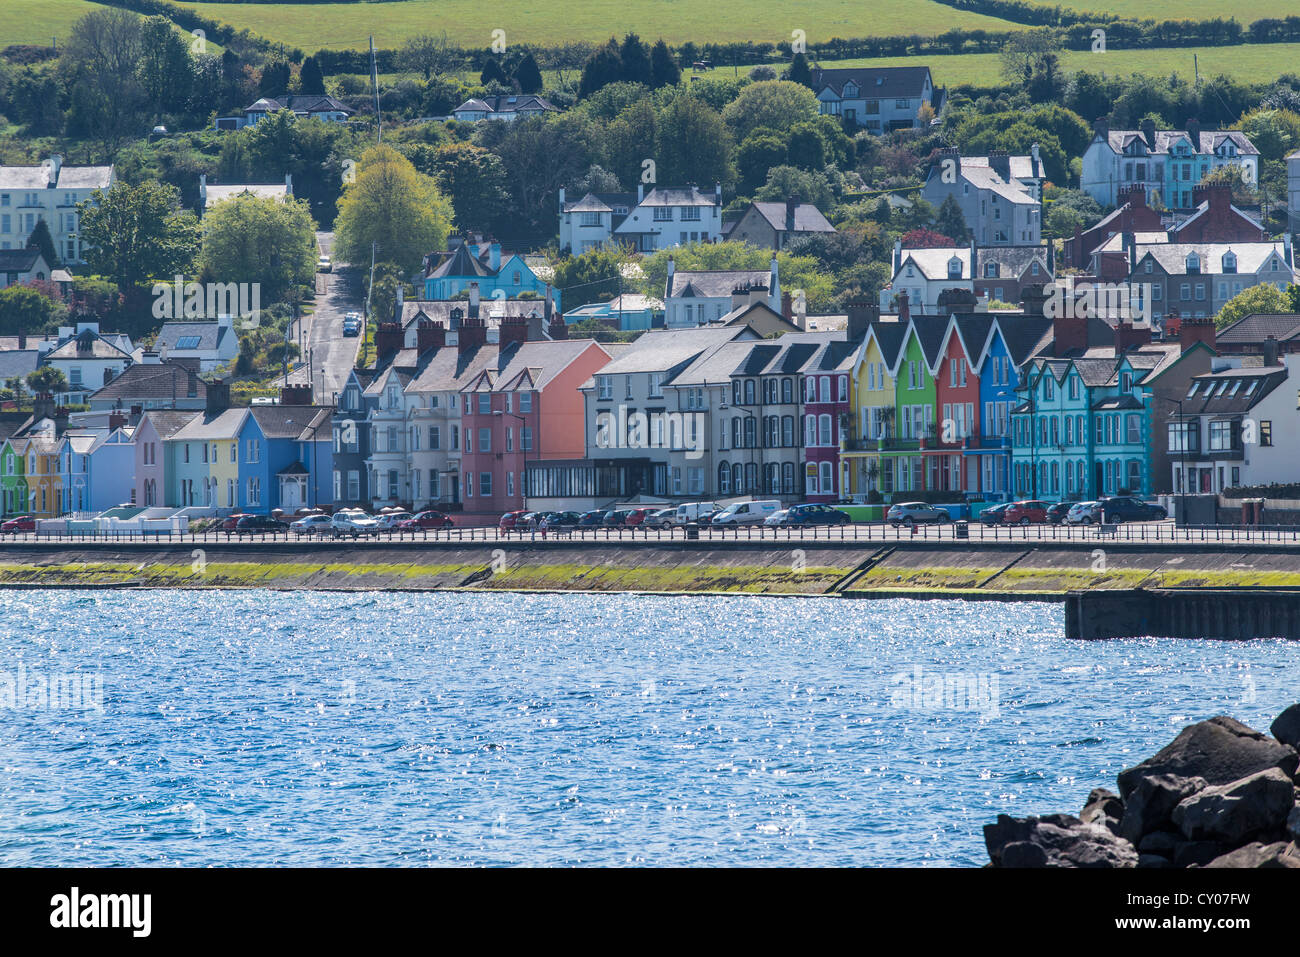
[1137,830,1180,856]
[1173,840,1226,868]
[1288,805,1300,842]
[1081,787,1125,835]
[1173,767,1296,844]
[1272,704,1300,751]
[1138,853,1174,868]
[985,813,1137,868]
[1205,841,1300,869]
[1117,716,1299,799]
[1119,773,1206,844]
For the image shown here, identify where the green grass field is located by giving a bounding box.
[2,0,119,46]
[1029,0,1293,19]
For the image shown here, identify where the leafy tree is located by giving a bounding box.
[654,93,733,188]
[1200,164,1258,205]
[933,194,971,243]
[579,39,622,99]
[299,56,326,96]
[259,59,292,96]
[62,8,147,156]
[736,131,788,194]
[26,365,67,396]
[785,52,812,88]
[601,100,657,188]
[334,145,453,274]
[786,123,826,171]
[722,80,819,142]
[79,181,200,292]
[514,52,543,95]
[431,143,510,234]
[401,32,456,81]
[551,247,630,310]
[0,285,60,335]
[755,166,835,210]
[200,193,318,302]
[480,56,506,87]
[137,15,192,120]
[900,228,955,248]
[1043,187,1103,239]
[1215,283,1293,328]
[25,218,59,269]
[999,29,1060,88]
[475,114,596,240]
[1235,108,1300,162]
[650,40,680,89]
[619,34,653,86]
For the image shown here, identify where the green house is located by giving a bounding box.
[1,437,29,517]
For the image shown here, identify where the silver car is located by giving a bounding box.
[1066,501,1103,525]
[886,502,950,526]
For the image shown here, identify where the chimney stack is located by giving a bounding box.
[469,282,481,319]
[375,322,404,364]
[896,289,910,322]
[548,316,568,340]
[499,313,529,349]
[1263,335,1280,367]
[280,384,312,405]
[988,148,1011,182]
[416,318,446,353]
[206,378,230,413]
[846,300,879,341]
[785,196,797,234]
[1141,117,1157,149]
[32,392,55,422]
[1186,117,1201,148]
[1177,313,1216,353]
[458,310,487,353]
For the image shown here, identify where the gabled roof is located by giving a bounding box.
[1125,240,1293,276]
[896,246,972,281]
[668,269,771,299]
[156,321,233,353]
[962,154,1044,182]
[812,66,932,99]
[1102,128,1258,156]
[590,325,754,378]
[561,191,636,214]
[0,162,113,191]
[634,187,719,208]
[88,362,208,404]
[245,94,351,115]
[745,201,836,234]
[490,338,606,393]
[170,407,248,441]
[140,409,201,439]
[0,248,46,272]
[453,95,557,115]
[248,405,332,440]
[960,165,1036,205]
[1215,312,1300,346]
[426,244,495,280]
[44,330,132,362]
[1182,364,1287,415]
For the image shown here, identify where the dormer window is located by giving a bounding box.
[1185,253,1200,274]
[843,82,857,97]
[1222,251,1236,273]
[948,257,962,279]
[984,263,998,278]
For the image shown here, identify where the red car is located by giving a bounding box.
[1003,500,1050,525]
[1,515,35,533]
[221,512,248,532]
[622,507,652,528]
[499,510,527,532]
[399,510,454,530]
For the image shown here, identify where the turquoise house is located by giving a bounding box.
[423,241,557,310]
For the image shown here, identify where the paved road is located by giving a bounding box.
[278,231,362,402]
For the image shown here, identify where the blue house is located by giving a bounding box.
[561,294,661,332]
[423,240,557,310]
[970,315,1049,500]
[58,424,137,513]
[237,406,334,513]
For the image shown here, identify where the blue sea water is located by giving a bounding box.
[0,589,1295,867]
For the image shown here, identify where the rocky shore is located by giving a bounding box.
[985,706,1300,868]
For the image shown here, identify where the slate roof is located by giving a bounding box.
[405,343,498,394]
[1182,365,1286,414]
[156,321,234,352]
[960,165,1036,205]
[561,191,636,214]
[812,66,931,99]
[249,405,332,440]
[747,201,836,234]
[591,326,752,378]
[170,407,247,441]
[665,339,767,387]
[0,249,46,272]
[962,154,1044,182]
[977,245,1052,279]
[0,350,39,380]
[426,244,495,279]
[488,339,604,392]
[1214,313,1300,347]
[898,247,972,281]
[246,94,351,115]
[44,331,132,361]
[453,95,558,115]
[1103,129,1258,156]
[141,409,201,439]
[202,183,289,208]
[0,162,113,190]
[88,362,207,404]
[669,269,771,298]
[1131,240,1293,276]
[635,187,719,208]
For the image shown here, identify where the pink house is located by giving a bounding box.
[133,409,199,507]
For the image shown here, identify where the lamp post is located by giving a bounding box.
[494,409,528,512]
[1173,397,1190,527]
[998,386,1035,499]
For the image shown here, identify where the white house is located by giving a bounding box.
[199,174,292,215]
[921,149,1041,247]
[452,95,559,123]
[215,95,352,131]
[613,186,723,253]
[664,256,780,329]
[0,155,114,263]
[810,66,938,133]
[1082,119,1260,210]
[0,248,51,289]
[154,316,240,372]
[1288,148,1300,232]
[41,322,134,399]
[558,189,636,254]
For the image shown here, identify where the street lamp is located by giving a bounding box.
[998,386,1035,499]
[494,409,528,511]
[1172,397,1190,527]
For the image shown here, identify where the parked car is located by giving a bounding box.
[712,500,781,525]
[886,502,949,526]
[376,511,413,531]
[235,515,289,535]
[1046,502,1073,525]
[642,507,676,527]
[220,512,249,532]
[764,509,790,526]
[317,255,332,272]
[602,508,634,527]
[672,501,720,526]
[1100,496,1168,523]
[1065,501,1104,525]
[575,510,603,527]
[1003,500,1050,525]
[290,514,333,536]
[398,510,454,530]
[695,508,723,525]
[622,507,652,528]
[782,503,851,526]
[0,515,35,533]
[499,510,528,532]
[979,503,1011,526]
[331,508,379,537]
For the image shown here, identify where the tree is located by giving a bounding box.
[0,285,60,335]
[551,247,629,311]
[654,93,733,188]
[785,52,812,88]
[755,166,835,210]
[431,143,510,234]
[259,59,292,96]
[200,194,318,303]
[334,145,453,274]
[79,181,200,292]
[933,195,971,243]
[62,8,147,156]
[1215,283,1294,328]
[475,114,596,240]
[650,40,680,89]
[722,80,819,142]
[514,52,543,95]
[999,29,1060,88]
[786,124,826,170]
[619,34,653,86]
[900,228,955,248]
[1235,108,1300,162]
[299,56,326,96]
[401,32,455,81]
[26,366,67,396]
[25,218,59,269]
[579,39,623,99]
[480,56,506,87]
[137,15,193,121]
[602,100,657,188]
[736,131,788,194]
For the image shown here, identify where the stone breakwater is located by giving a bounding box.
[984,706,1300,868]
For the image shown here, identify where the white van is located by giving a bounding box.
[672,501,719,525]
[711,500,781,525]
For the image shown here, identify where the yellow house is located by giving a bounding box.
[24,435,62,518]
[843,322,907,498]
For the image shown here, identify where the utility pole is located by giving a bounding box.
[370,36,382,144]
[363,241,378,366]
